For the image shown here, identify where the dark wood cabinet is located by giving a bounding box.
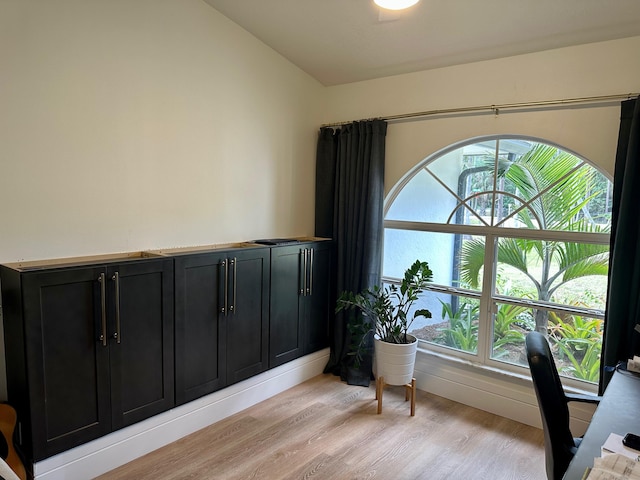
[174,247,270,405]
[225,249,270,384]
[106,261,174,430]
[0,257,174,463]
[0,239,331,466]
[269,241,332,367]
[303,242,332,354]
[174,252,226,405]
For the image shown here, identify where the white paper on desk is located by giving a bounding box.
[587,470,630,480]
[587,468,636,480]
[602,434,640,461]
[589,454,640,479]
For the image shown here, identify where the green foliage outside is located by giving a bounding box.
[549,311,603,382]
[436,300,479,353]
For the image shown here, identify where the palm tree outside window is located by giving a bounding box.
[383,137,611,386]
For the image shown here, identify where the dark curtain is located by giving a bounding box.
[601,98,640,392]
[315,120,387,386]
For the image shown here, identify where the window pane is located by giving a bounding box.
[384,228,483,291]
[582,171,613,227]
[491,302,602,383]
[497,145,612,232]
[549,311,603,383]
[383,283,438,337]
[385,168,457,223]
[491,302,531,367]
[386,140,611,232]
[493,237,609,311]
[492,195,534,228]
[412,292,479,355]
[428,145,497,226]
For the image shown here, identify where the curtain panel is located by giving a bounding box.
[315,120,387,385]
[601,98,640,392]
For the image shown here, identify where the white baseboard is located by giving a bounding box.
[33,349,330,480]
[413,349,596,436]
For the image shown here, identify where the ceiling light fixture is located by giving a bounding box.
[374,0,420,10]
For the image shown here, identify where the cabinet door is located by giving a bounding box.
[225,248,270,384]
[21,266,111,461]
[108,259,174,430]
[174,253,227,405]
[304,242,333,354]
[269,245,304,367]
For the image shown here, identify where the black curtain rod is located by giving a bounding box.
[321,92,639,128]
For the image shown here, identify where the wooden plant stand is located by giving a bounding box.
[375,376,416,416]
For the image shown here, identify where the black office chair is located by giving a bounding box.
[525,331,601,480]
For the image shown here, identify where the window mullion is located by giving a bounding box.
[383,219,610,245]
[491,139,500,227]
[477,233,496,363]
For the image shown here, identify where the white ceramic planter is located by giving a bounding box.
[374,334,418,386]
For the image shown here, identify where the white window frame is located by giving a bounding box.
[382,135,611,389]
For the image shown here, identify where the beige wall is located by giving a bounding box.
[324,36,640,193]
[0,0,324,264]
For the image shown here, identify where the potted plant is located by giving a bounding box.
[336,260,433,386]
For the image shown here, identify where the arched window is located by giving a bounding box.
[383,137,611,385]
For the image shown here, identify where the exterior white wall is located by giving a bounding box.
[383,148,461,285]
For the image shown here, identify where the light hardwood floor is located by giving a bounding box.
[96,374,546,479]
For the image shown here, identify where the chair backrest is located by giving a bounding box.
[525,331,577,480]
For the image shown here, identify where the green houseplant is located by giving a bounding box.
[336,260,433,373]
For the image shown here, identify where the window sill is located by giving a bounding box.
[416,344,599,396]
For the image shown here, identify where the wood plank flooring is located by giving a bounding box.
[96,374,545,480]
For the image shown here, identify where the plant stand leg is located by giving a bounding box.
[404,378,416,416]
[376,376,384,414]
[377,376,416,416]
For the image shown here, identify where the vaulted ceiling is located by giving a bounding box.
[203,0,640,86]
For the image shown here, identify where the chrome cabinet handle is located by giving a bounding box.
[229,258,236,313]
[303,249,309,296]
[308,248,314,296]
[299,249,305,295]
[112,272,121,344]
[220,259,228,315]
[98,273,107,346]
